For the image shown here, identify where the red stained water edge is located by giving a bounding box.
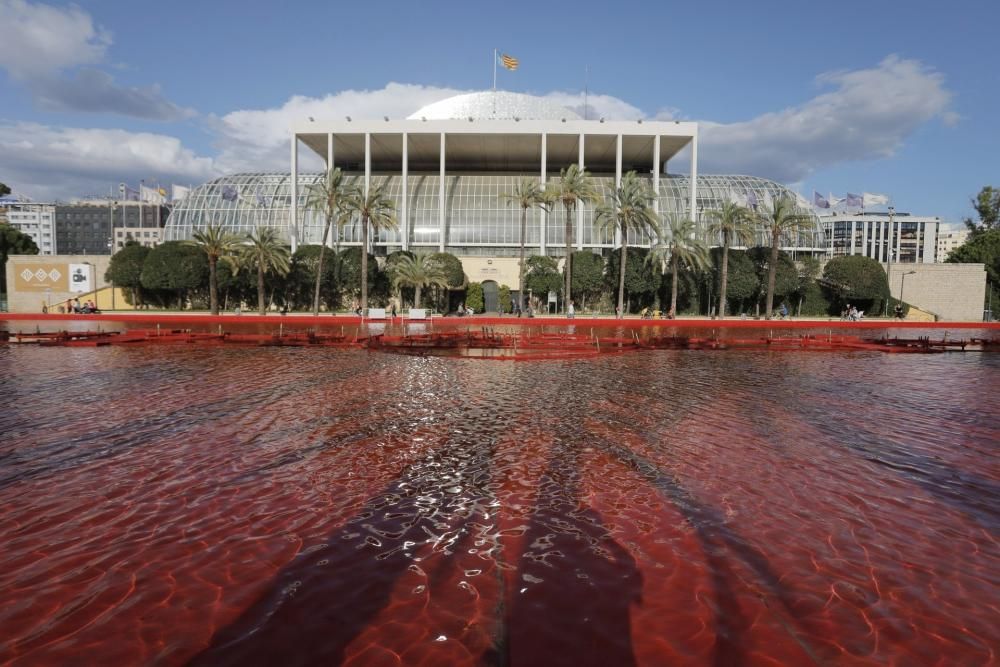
[0,321,997,666]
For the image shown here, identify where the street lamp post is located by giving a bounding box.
[884,206,895,316]
[899,270,916,317]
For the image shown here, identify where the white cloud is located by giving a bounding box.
[0,0,188,121]
[0,122,215,200]
[0,0,110,78]
[2,57,954,201]
[690,55,954,182]
[211,83,470,172]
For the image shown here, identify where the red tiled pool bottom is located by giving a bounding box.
[0,343,997,665]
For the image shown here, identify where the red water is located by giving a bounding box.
[1,324,998,666]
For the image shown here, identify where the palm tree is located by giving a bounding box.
[756,196,815,318]
[552,164,600,313]
[189,223,243,315]
[595,171,660,318]
[242,226,291,315]
[391,253,448,309]
[658,212,710,317]
[705,199,755,318]
[304,167,351,316]
[341,182,398,315]
[500,178,553,311]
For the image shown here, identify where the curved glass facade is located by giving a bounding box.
[165,172,825,254]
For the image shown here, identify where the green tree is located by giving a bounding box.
[552,164,600,313]
[286,245,337,310]
[746,247,799,316]
[524,255,562,310]
[705,199,755,318]
[338,246,381,309]
[341,183,397,315]
[304,168,352,315]
[963,186,1000,232]
[657,212,709,316]
[427,251,466,313]
[501,178,552,311]
[595,171,660,318]
[822,255,890,313]
[607,246,661,313]
[241,226,291,315]
[384,249,416,306]
[188,224,243,315]
[0,182,10,197]
[0,222,39,293]
[465,282,484,313]
[754,196,815,318]
[498,284,512,313]
[392,253,448,309]
[140,241,207,308]
[947,227,1000,312]
[570,250,605,311]
[709,248,759,316]
[794,255,822,316]
[105,241,150,307]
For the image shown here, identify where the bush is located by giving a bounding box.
[465,282,484,313]
[823,255,889,313]
[498,284,512,313]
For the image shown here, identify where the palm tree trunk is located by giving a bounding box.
[766,230,779,318]
[258,264,266,315]
[617,238,628,319]
[360,215,369,315]
[564,205,573,313]
[209,257,218,315]
[671,253,679,316]
[414,285,422,309]
[519,206,527,311]
[313,216,332,315]
[719,239,730,319]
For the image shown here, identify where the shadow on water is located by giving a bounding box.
[189,427,503,665]
[500,444,643,667]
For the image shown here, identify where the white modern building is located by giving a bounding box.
[821,211,938,264]
[2,202,56,255]
[936,228,969,262]
[167,92,826,264]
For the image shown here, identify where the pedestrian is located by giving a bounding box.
[568,300,575,319]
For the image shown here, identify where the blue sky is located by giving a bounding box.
[1,0,997,226]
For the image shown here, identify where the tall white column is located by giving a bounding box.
[850,220,856,255]
[862,220,870,257]
[540,132,547,255]
[577,133,585,250]
[652,135,661,216]
[402,132,408,251]
[614,134,622,247]
[326,133,335,248]
[365,132,371,252]
[439,132,446,252]
[689,133,698,225]
[290,134,298,252]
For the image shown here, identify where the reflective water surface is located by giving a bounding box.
[1,324,998,666]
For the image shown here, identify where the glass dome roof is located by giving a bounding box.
[407,91,581,121]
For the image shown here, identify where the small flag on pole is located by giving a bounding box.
[813,191,830,209]
[499,53,519,71]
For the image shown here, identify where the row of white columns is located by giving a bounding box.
[290,131,697,253]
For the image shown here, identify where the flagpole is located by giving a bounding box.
[493,48,497,92]
[584,65,589,120]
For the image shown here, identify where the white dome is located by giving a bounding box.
[408,91,581,121]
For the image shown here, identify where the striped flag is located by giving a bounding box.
[499,53,519,70]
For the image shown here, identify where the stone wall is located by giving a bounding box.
[886,262,986,321]
[6,255,112,313]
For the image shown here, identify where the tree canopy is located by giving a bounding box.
[1,222,40,292]
[569,251,604,308]
[523,255,562,302]
[822,254,889,309]
[0,182,10,197]
[964,186,999,233]
[140,241,207,307]
[105,242,150,305]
